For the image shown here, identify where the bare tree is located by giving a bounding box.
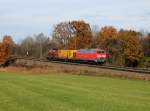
[18,33,50,58]
[142,33,150,56]
[52,22,75,49]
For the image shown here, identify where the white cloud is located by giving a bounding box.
[0,0,150,41]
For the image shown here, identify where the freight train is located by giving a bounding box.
[47,49,107,64]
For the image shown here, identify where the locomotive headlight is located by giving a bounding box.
[102,55,106,58]
[97,54,106,58]
[97,55,102,58]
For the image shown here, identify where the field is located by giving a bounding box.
[0,72,150,111]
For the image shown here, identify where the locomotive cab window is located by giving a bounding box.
[97,51,101,54]
[101,51,104,53]
[97,50,105,54]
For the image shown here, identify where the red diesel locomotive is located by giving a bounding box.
[75,49,106,63]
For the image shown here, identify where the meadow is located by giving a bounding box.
[0,72,150,111]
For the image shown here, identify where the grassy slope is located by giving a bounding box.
[0,73,150,111]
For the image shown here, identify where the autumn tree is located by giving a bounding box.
[68,20,93,49]
[96,26,122,64]
[52,20,93,49]
[96,26,117,45]
[3,35,14,45]
[0,35,15,65]
[2,35,15,55]
[118,30,144,67]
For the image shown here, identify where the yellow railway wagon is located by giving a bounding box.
[58,50,77,59]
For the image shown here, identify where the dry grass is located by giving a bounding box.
[0,63,150,81]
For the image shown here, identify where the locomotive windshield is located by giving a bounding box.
[97,50,105,54]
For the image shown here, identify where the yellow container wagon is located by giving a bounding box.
[58,50,77,59]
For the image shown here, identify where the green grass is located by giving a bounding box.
[0,72,150,111]
[145,57,150,61]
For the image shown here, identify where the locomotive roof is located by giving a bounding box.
[78,49,105,53]
[79,48,104,51]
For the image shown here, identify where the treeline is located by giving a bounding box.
[2,20,150,67]
[51,21,145,67]
[14,33,52,58]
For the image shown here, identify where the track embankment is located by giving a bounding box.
[9,57,150,80]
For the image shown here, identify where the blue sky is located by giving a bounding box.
[0,0,150,42]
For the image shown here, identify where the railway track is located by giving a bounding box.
[46,61,150,74]
[12,56,150,74]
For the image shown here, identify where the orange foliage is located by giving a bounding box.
[67,21,93,49]
[0,35,13,65]
[3,35,14,45]
[118,30,144,66]
[96,26,117,46]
